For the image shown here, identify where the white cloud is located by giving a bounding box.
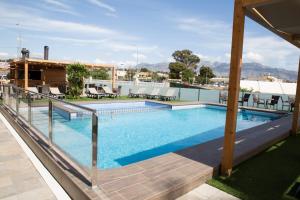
[42,0,78,15]
[107,43,158,53]
[176,16,299,69]
[86,0,116,13]
[243,51,264,63]
[0,2,134,40]
[94,58,106,63]
[132,52,147,60]
[43,0,69,9]
[0,52,9,57]
[195,53,210,60]
[176,17,230,40]
[243,35,299,68]
[41,36,107,45]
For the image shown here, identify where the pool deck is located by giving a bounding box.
[0,101,293,200]
[0,118,56,200]
[96,113,291,200]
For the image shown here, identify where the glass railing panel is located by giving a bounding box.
[30,95,50,138]
[2,85,10,106]
[178,88,200,101]
[8,86,17,113]
[51,100,93,174]
[18,90,30,121]
[199,89,221,103]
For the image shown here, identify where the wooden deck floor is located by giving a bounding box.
[96,114,291,200]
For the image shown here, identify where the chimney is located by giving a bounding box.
[21,48,30,59]
[44,46,49,60]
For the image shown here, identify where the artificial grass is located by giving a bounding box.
[208,135,300,200]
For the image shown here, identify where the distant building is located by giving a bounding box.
[116,69,127,80]
[138,71,152,80]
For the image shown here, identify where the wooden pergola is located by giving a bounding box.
[10,58,116,90]
[222,0,300,175]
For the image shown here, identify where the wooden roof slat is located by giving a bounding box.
[242,0,283,8]
[10,58,115,69]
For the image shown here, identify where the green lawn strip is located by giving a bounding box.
[208,135,300,200]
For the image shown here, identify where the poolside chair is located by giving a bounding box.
[146,88,161,99]
[102,86,117,98]
[219,91,228,104]
[49,87,65,99]
[87,87,104,99]
[239,93,251,106]
[281,95,295,112]
[252,94,265,108]
[128,87,146,98]
[266,95,280,110]
[160,88,176,101]
[27,87,41,100]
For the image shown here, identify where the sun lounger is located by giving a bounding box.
[281,95,295,111]
[159,88,176,101]
[128,87,146,98]
[239,93,251,106]
[49,87,65,99]
[146,88,161,99]
[87,88,104,99]
[266,95,280,109]
[253,93,265,108]
[102,86,117,98]
[27,87,41,99]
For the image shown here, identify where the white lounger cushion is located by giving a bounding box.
[50,87,62,95]
[27,87,39,93]
[88,87,99,94]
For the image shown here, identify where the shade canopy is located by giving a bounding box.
[244,0,300,48]
[240,80,296,95]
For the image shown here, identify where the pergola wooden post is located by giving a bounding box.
[221,0,245,176]
[14,64,18,86]
[24,60,29,90]
[291,57,300,135]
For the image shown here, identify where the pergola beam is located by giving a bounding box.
[291,57,300,135]
[221,0,245,176]
[242,0,283,8]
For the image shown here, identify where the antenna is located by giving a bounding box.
[16,23,22,58]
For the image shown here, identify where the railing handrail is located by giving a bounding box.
[8,84,97,113]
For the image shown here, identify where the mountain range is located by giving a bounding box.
[137,62,297,81]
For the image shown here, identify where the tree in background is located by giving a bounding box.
[140,67,150,72]
[66,63,89,98]
[195,65,215,84]
[90,68,109,80]
[125,69,137,81]
[169,49,200,82]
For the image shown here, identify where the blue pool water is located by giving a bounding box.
[30,102,281,169]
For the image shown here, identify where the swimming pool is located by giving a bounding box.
[30,101,281,169]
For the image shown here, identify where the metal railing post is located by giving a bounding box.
[48,100,53,146]
[91,112,98,187]
[8,86,10,106]
[28,93,32,124]
[197,89,200,102]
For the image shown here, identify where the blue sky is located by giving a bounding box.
[0,0,299,70]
